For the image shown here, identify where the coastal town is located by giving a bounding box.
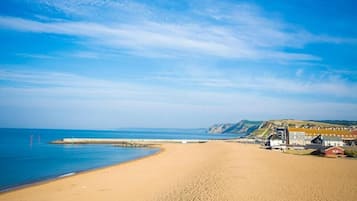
[209,119,357,158]
[265,124,357,157]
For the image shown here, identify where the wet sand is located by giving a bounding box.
[1,141,356,201]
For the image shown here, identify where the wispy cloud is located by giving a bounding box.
[152,66,357,98]
[0,1,354,61]
[0,1,356,128]
[38,0,153,21]
[1,69,356,100]
[1,70,356,128]
[16,53,56,59]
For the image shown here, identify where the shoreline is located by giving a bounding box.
[0,145,163,194]
[0,137,227,193]
[1,141,356,201]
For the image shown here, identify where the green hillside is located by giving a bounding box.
[208,120,262,135]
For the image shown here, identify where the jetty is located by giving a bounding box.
[51,138,209,147]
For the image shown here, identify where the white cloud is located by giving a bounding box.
[0,70,356,128]
[152,66,357,98]
[38,0,153,20]
[16,53,56,59]
[1,1,354,61]
[0,1,356,128]
[1,69,356,102]
[69,51,100,59]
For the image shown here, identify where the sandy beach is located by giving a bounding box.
[1,141,356,201]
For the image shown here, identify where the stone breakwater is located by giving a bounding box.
[51,138,209,147]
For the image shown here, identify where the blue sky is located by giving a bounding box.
[0,0,356,129]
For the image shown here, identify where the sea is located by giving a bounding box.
[0,128,240,191]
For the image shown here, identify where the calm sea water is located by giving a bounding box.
[0,128,240,191]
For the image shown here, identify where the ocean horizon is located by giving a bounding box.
[0,128,240,191]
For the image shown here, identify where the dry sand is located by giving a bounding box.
[1,141,356,201]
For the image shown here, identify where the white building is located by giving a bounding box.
[288,131,306,145]
[322,136,344,147]
[267,134,283,148]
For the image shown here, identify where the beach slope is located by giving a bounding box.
[1,141,356,201]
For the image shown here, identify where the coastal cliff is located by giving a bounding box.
[208,120,262,135]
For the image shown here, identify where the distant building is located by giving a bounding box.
[340,129,357,143]
[288,131,306,145]
[287,127,355,146]
[344,137,357,146]
[276,127,288,144]
[322,136,344,147]
[323,146,345,157]
[311,135,323,145]
[267,134,283,148]
[346,130,357,146]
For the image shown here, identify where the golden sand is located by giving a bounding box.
[1,141,356,201]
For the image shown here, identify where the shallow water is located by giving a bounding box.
[0,128,240,191]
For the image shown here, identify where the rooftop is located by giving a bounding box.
[288,128,355,137]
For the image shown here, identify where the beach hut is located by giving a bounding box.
[323,146,345,157]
